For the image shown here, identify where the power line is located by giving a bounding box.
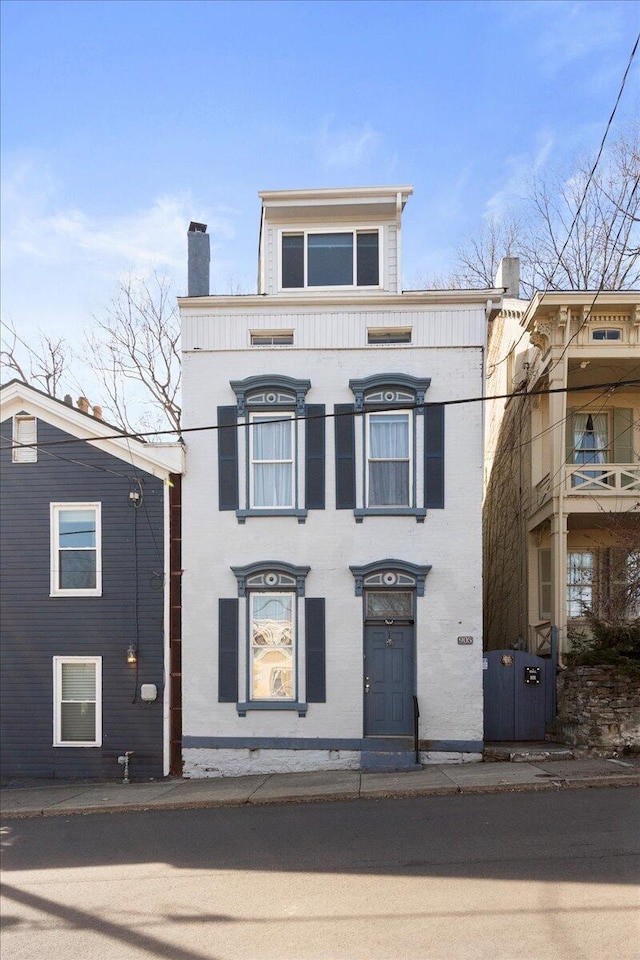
[3,378,639,453]
[489,32,639,370]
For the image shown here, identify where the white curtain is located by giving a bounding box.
[252,417,292,507]
[369,414,409,506]
[573,413,608,485]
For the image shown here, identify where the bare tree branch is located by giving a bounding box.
[84,273,181,436]
[0,318,71,397]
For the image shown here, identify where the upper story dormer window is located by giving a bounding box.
[281,229,380,289]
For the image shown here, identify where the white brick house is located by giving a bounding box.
[179,187,503,776]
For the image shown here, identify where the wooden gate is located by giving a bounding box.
[483,650,555,741]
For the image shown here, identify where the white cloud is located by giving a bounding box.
[496,1,623,78]
[1,151,237,281]
[316,118,379,168]
[0,150,248,348]
[484,134,554,221]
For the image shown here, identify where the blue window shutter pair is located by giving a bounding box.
[333,403,445,509]
[217,404,326,510]
[217,597,326,703]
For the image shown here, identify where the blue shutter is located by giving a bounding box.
[305,598,326,702]
[218,599,238,702]
[424,404,445,509]
[305,404,326,509]
[218,406,239,511]
[335,404,356,509]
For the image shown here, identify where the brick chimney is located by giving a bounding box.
[76,397,90,414]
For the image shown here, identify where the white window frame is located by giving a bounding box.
[538,548,551,620]
[13,415,37,463]
[50,502,102,597]
[592,328,622,341]
[249,413,295,510]
[249,591,296,702]
[365,410,413,508]
[567,551,594,619]
[279,226,383,291]
[53,656,102,747]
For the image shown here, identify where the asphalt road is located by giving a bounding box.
[1,787,639,960]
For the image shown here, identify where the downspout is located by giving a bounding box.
[162,472,171,777]
[396,191,403,293]
[257,204,266,294]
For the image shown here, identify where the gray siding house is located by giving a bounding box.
[0,381,183,780]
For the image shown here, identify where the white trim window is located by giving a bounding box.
[366,411,411,507]
[250,414,295,509]
[13,415,37,463]
[51,503,102,596]
[567,551,594,618]
[280,228,381,289]
[250,592,295,701]
[53,656,102,746]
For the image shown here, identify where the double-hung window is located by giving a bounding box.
[567,551,594,618]
[53,656,101,746]
[220,376,325,521]
[250,414,294,508]
[13,415,37,463]
[51,503,102,596]
[337,375,439,520]
[367,412,411,506]
[281,229,380,289]
[566,408,635,488]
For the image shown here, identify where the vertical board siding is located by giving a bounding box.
[182,307,487,352]
[0,417,166,779]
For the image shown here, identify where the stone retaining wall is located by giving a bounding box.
[556,665,640,754]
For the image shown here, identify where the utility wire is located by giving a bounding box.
[3,378,639,453]
[488,32,639,370]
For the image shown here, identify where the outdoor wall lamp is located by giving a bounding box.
[126,645,138,664]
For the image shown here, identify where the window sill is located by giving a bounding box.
[354,507,426,523]
[237,701,308,717]
[236,509,308,524]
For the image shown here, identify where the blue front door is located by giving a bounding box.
[364,622,414,736]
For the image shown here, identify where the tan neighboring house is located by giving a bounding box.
[484,266,640,660]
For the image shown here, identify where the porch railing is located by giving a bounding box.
[565,463,640,495]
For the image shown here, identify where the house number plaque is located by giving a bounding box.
[457,636,474,645]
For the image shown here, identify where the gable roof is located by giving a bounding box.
[0,380,183,478]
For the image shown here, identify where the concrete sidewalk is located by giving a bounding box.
[2,756,639,818]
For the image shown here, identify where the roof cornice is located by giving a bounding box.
[0,381,183,476]
[258,185,414,205]
[179,289,504,311]
[522,290,639,329]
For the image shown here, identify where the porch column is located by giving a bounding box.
[550,512,568,656]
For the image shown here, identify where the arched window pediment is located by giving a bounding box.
[349,559,432,596]
[348,374,431,413]
[231,561,310,597]
[230,375,311,416]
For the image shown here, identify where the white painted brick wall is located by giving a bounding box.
[181,308,486,773]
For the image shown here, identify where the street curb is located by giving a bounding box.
[2,775,638,819]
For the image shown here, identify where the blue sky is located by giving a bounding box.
[2,0,639,342]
